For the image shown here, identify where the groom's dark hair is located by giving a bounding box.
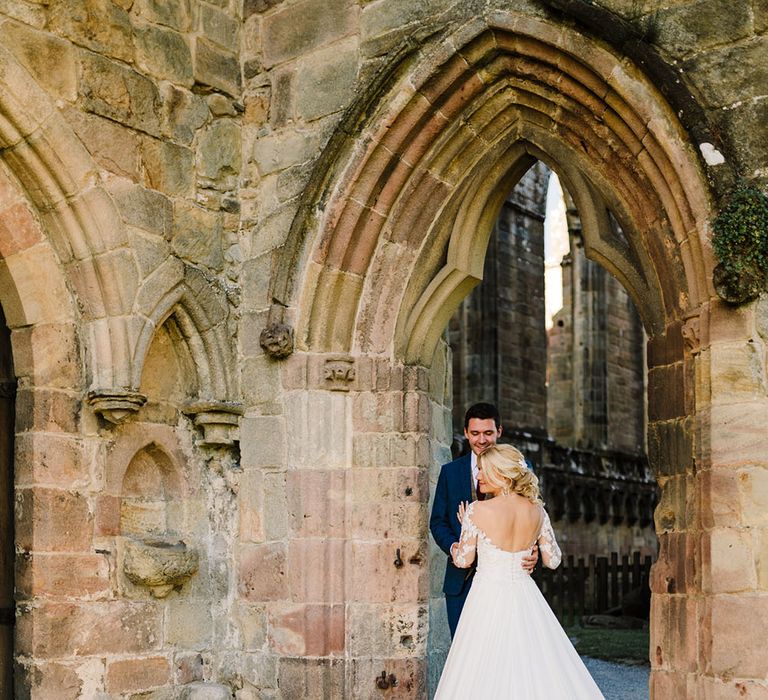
[464,403,501,429]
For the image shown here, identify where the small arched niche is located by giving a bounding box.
[107,428,199,599]
[119,443,184,538]
[139,314,201,423]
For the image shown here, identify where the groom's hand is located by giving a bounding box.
[521,545,539,574]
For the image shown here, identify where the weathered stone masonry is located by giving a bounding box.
[0,0,766,698]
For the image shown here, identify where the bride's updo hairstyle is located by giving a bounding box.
[479,444,542,504]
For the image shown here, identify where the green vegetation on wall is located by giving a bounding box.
[711,184,768,304]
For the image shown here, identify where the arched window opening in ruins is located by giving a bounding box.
[448,162,657,564]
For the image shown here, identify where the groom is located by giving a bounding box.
[429,403,538,637]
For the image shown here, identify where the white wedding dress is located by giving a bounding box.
[434,503,605,699]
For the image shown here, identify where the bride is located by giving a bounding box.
[433,444,605,699]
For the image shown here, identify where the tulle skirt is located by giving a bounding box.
[434,573,605,699]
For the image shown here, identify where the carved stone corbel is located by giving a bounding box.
[183,400,243,447]
[87,389,147,424]
[324,356,356,391]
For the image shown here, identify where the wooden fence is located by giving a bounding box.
[532,552,653,626]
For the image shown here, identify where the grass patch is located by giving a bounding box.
[566,626,650,666]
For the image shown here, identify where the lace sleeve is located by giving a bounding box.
[538,510,562,569]
[449,502,479,569]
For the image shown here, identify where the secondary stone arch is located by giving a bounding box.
[133,260,237,402]
[0,43,137,394]
[280,15,713,361]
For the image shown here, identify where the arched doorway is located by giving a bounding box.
[270,14,712,697]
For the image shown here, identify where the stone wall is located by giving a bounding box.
[0,0,766,698]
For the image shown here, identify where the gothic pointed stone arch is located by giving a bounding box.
[133,259,237,403]
[0,43,138,394]
[276,16,712,362]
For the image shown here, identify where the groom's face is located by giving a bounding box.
[464,418,502,456]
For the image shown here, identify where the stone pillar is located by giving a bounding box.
[238,350,442,698]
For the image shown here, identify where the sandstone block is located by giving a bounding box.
[295,39,358,122]
[66,108,142,179]
[349,540,427,603]
[134,23,193,86]
[48,0,133,61]
[269,67,295,128]
[167,599,213,649]
[709,402,768,468]
[251,129,325,177]
[244,0,283,19]
[758,530,768,590]
[268,603,345,656]
[197,119,242,188]
[236,603,268,651]
[113,183,173,238]
[239,257,272,314]
[14,432,85,488]
[239,469,264,542]
[200,4,240,52]
[263,471,289,541]
[181,681,233,699]
[683,39,768,108]
[194,39,241,97]
[286,470,346,537]
[22,601,161,657]
[261,0,357,66]
[80,53,162,136]
[171,200,224,270]
[348,602,427,658]
[349,657,425,699]
[142,138,195,196]
[352,433,391,469]
[242,354,281,405]
[16,661,83,700]
[650,531,696,595]
[708,594,768,677]
[284,391,351,468]
[710,341,766,401]
[0,247,74,326]
[287,539,346,603]
[656,0,751,58]
[10,322,80,389]
[0,21,77,101]
[240,415,286,468]
[15,488,93,552]
[701,528,756,593]
[94,494,121,537]
[277,658,344,699]
[161,84,210,145]
[700,468,742,529]
[174,652,204,684]
[106,656,170,693]
[0,200,42,259]
[239,543,287,602]
[738,467,768,526]
[133,0,191,31]
[16,552,110,600]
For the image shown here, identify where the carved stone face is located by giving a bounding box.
[259,323,293,359]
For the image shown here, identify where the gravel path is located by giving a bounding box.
[582,657,649,700]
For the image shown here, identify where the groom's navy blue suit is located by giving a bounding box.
[430,452,475,638]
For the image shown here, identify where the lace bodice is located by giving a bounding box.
[450,502,561,582]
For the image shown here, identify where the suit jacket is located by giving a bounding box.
[429,453,475,596]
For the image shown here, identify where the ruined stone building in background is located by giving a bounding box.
[0,0,766,697]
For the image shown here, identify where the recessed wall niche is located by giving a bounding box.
[107,424,200,598]
[140,315,200,424]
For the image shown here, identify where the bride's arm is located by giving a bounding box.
[537,510,562,569]
[449,502,478,568]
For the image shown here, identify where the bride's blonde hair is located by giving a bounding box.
[479,444,542,504]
